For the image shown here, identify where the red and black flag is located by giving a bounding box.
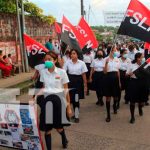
[77,17,98,51]
[134,58,150,78]
[24,34,49,68]
[54,22,62,40]
[117,0,150,43]
[61,16,85,53]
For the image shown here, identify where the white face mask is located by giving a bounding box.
[116,51,120,58]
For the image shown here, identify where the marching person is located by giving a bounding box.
[83,50,93,95]
[90,50,105,106]
[118,49,131,107]
[128,44,138,61]
[126,53,149,124]
[103,46,121,122]
[33,53,72,150]
[64,49,88,123]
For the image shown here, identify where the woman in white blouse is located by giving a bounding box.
[103,46,121,122]
[90,50,105,106]
[64,49,88,123]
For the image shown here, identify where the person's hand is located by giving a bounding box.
[67,104,72,118]
[119,82,121,89]
[84,84,88,94]
[129,72,134,76]
[106,58,109,64]
[29,97,36,106]
[89,77,92,83]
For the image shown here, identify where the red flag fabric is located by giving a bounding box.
[24,34,49,68]
[54,22,62,34]
[144,42,150,51]
[118,0,150,43]
[77,17,98,49]
[61,16,85,52]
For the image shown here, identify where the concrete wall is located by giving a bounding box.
[0,13,52,63]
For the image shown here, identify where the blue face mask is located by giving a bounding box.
[123,54,128,59]
[45,61,54,69]
[113,52,118,58]
[141,58,145,64]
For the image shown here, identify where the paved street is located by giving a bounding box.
[1,91,149,150]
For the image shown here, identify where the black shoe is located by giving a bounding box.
[96,101,100,105]
[63,140,68,149]
[113,105,117,114]
[145,102,149,106]
[116,104,120,109]
[74,118,80,123]
[130,118,135,124]
[100,100,104,106]
[105,117,111,122]
[139,109,143,116]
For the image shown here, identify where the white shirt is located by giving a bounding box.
[63,55,70,63]
[40,67,69,94]
[119,58,131,71]
[83,54,93,64]
[126,63,140,79]
[35,64,45,75]
[90,58,105,72]
[104,57,120,72]
[128,50,138,61]
[7,58,12,64]
[64,59,88,75]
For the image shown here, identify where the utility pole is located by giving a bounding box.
[88,5,91,23]
[16,0,25,72]
[81,0,84,17]
[21,0,29,72]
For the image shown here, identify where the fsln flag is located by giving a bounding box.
[61,16,84,53]
[144,42,150,51]
[54,22,62,35]
[117,0,150,43]
[24,34,48,68]
[133,57,150,78]
[77,17,98,49]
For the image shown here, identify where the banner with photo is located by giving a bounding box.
[0,103,43,150]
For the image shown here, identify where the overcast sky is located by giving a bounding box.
[29,0,150,26]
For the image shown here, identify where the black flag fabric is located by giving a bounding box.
[117,0,150,43]
[133,58,150,78]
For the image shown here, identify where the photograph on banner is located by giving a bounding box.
[0,103,43,150]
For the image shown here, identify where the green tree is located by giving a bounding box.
[0,0,55,25]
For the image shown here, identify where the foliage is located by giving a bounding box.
[0,0,55,25]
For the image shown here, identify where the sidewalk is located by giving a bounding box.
[0,72,34,88]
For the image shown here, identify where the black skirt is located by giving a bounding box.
[126,78,149,103]
[103,72,120,97]
[68,74,84,101]
[91,71,104,94]
[39,93,70,132]
[119,70,128,91]
[85,63,91,80]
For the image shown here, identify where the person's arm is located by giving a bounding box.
[104,58,109,74]
[82,73,87,92]
[31,70,39,81]
[89,68,94,82]
[63,83,72,118]
[0,58,7,64]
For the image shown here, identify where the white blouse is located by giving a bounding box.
[90,58,105,72]
[64,59,88,75]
